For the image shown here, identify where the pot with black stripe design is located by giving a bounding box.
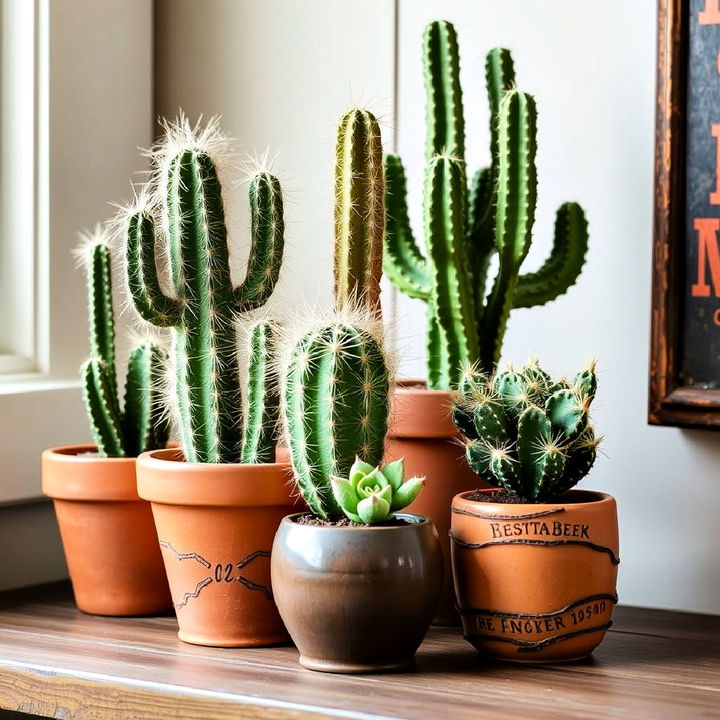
[450,488,619,663]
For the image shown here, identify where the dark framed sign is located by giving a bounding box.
[650,0,720,427]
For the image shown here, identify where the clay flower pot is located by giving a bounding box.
[385,383,482,624]
[271,513,443,673]
[41,444,171,616]
[137,448,296,647]
[451,489,619,663]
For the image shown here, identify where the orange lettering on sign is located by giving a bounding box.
[714,308,720,326]
[692,218,720,297]
[700,0,720,24]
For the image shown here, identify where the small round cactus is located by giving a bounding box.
[452,358,601,502]
[330,458,424,525]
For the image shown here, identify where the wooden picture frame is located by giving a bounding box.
[650,0,720,428]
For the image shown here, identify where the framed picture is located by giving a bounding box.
[650,0,720,428]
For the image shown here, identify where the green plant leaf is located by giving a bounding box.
[357,467,388,495]
[381,458,405,491]
[391,476,425,510]
[350,457,375,485]
[330,476,359,514]
[357,494,391,524]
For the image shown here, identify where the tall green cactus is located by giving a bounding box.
[282,109,390,519]
[384,20,589,388]
[334,108,384,313]
[451,359,600,502]
[125,120,284,464]
[77,229,169,458]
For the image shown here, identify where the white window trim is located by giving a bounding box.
[0,0,153,503]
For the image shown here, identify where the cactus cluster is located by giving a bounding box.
[77,229,169,458]
[125,118,284,464]
[452,359,600,502]
[384,20,589,388]
[330,458,424,525]
[282,109,391,519]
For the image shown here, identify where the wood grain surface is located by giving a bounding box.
[0,583,717,720]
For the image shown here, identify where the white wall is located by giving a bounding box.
[154,0,720,615]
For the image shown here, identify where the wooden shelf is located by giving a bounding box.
[0,583,717,719]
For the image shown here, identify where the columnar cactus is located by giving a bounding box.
[281,109,391,519]
[77,228,169,458]
[452,359,600,502]
[384,20,589,388]
[334,108,384,313]
[125,118,284,464]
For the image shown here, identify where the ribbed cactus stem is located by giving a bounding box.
[241,322,279,464]
[126,124,286,464]
[334,109,384,313]
[284,323,390,519]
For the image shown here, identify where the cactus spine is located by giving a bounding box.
[79,229,168,458]
[452,359,600,501]
[126,119,285,463]
[384,20,589,388]
[282,109,390,519]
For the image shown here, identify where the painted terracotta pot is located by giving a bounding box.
[272,513,442,673]
[385,382,483,624]
[137,448,295,647]
[451,489,619,663]
[41,444,171,616]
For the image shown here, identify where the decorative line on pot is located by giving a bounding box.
[160,541,273,607]
[458,592,619,620]
[449,533,621,565]
[451,506,567,522]
[159,541,212,568]
[466,622,613,652]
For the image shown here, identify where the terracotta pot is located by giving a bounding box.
[385,382,482,624]
[272,513,442,673]
[137,448,296,647]
[451,489,619,663]
[41,444,171,616]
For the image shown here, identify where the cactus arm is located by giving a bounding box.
[126,212,183,327]
[423,20,464,159]
[233,173,285,312]
[481,91,538,372]
[334,109,384,313]
[87,243,118,395]
[168,150,242,463]
[466,166,496,324]
[516,405,554,500]
[241,322,279,464]
[383,154,432,301]
[425,156,479,387]
[425,305,449,390]
[81,359,125,457]
[122,343,169,458]
[485,48,516,174]
[546,389,587,440]
[513,202,589,308]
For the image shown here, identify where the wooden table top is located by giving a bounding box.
[0,583,717,720]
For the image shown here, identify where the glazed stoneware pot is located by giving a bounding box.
[451,489,619,663]
[385,382,482,624]
[272,513,443,673]
[41,444,171,616]
[137,448,295,647]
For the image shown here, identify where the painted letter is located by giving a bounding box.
[700,0,720,24]
[692,219,720,297]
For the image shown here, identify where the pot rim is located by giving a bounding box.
[42,444,139,501]
[137,447,296,508]
[281,512,433,531]
[388,382,461,439]
[452,488,615,512]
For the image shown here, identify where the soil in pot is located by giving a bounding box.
[451,488,619,663]
[41,445,171,617]
[272,513,443,673]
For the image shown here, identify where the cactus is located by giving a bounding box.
[283,315,390,519]
[330,458,424,525]
[334,108,384,313]
[125,118,284,464]
[451,358,600,502]
[77,228,169,458]
[384,20,589,388]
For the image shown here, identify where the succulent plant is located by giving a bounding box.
[452,358,601,502]
[281,109,391,519]
[124,117,284,463]
[384,20,589,388]
[330,457,424,524]
[76,228,169,458]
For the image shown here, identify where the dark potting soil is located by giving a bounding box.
[466,489,532,503]
[294,514,411,528]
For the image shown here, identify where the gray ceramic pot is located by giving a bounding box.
[271,513,442,673]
